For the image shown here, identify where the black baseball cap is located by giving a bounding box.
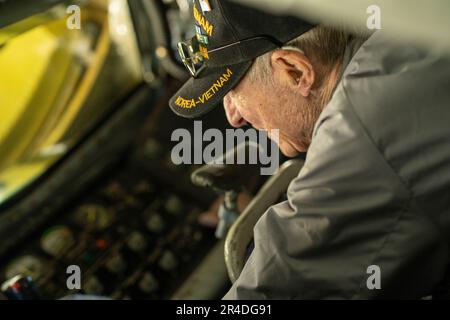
[169,0,314,118]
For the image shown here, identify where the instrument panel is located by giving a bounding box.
[0,136,220,299]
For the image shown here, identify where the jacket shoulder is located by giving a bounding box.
[324,32,450,232]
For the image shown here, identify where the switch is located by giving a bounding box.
[126,231,148,252]
[158,250,178,271]
[138,272,159,293]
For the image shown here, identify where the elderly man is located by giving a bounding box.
[169,0,450,299]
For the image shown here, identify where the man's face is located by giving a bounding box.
[223,50,325,157]
[223,77,303,157]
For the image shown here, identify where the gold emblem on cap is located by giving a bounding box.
[175,68,233,109]
[199,0,212,12]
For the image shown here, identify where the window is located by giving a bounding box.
[0,0,142,204]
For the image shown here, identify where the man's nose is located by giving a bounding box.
[223,94,247,128]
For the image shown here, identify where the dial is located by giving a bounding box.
[5,255,47,281]
[126,231,148,252]
[138,271,159,293]
[73,204,115,231]
[105,253,127,274]
[158,250,178,271]
[145,213,165,233]
[102,182,126,201]
[164,195,183,216]
[83,276,104,295]
[40,225,75,257]
[133,180,155,196]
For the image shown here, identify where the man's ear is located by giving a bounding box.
[270,49,315,97]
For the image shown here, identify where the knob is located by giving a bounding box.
[146,213,165,233]
[1,275,40,300]
[164,195,183,216]
[105,254,127,274]
[126,231,148,252]
[138,272,159,293]
[83,276,104,295]
[158,250,178,271]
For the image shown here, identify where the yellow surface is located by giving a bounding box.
[42,16,110,147]
[0,160,54,204]
[0,3,110,203]
[0,13,53,46]
[0,18,79,167]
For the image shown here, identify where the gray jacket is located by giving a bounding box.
[224,31,450,299]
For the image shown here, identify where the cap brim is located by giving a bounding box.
[169,60,253,119]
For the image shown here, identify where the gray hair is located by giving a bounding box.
[246,25,352,84]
